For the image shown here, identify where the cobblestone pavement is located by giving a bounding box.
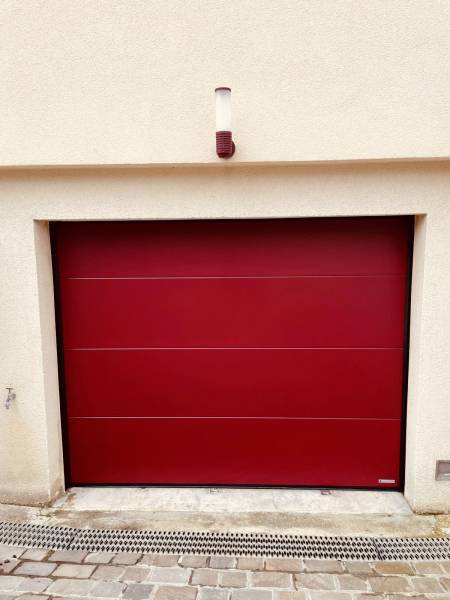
[1,544,449,599]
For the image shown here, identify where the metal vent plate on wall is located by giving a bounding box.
[0,521,449,561]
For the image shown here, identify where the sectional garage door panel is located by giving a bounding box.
[53,217,412,488]
[60,276,405,349]
[65,348,404,419]
[55,218,410,278]
[68,418,402,487]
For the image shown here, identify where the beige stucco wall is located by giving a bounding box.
[0,163,449,512]
[1,0,450,166]
[0,0,449,511]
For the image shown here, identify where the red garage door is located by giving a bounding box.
[52,217,412,488]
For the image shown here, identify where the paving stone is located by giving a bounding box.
[85,552,116,564]
[412,560,444,574]
[219,570,248,587]
[147,566,190,583]
[47,577,94,596]
[180,555,209,568]
[385,596,427,600]
[198,588,230,600]
[336,574,367,591]
[303,560,344,574]
[140,554,180,567]
[111,552,142,565]
[21,548,49,561]
[90,580,126,597]
[49,550,88,563]
[0,559,20,574]
[0,546,26,561]
[0,576,26,591]
[441,576,450,591]
[154,585,198,600]
[373,561,414,575]
[91,564,126,580]
[368,575,412,593]
[53,562,96,578]
[410,576,444,593]
[13,561,56,576]
[295,573,335,591]
[232,590,272,600]
[123,583,154,600]
[191,568,220,586]
[309,593,352,600]
[120,566,151,582]
[50,596,89,600]
[16,577,52,592]
[237,558,264,571]
[210,557,237,569]
[265,559,303,572]
[251,571,292,588]
[7,538,450,600]
[342,562,374,576]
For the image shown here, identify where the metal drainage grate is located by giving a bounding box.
[0,521,77,550]
[376,537,450,561]
[0,521,449,561]
[69,529,379,560]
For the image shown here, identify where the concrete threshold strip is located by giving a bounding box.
[0,520,449,561]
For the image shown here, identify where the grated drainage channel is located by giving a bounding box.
[0,521,449,561]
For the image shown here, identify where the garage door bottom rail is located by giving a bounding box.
[0,521,449,561]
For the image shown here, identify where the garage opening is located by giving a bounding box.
[51,217,413,488]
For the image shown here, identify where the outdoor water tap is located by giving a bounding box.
[5,387,16,410]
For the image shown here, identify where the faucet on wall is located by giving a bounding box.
[5,387,15,410]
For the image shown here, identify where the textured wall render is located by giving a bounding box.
[1,0,450,166]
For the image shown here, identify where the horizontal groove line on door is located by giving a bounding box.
[69,416,401,421]
[64,274,406,280]
[67,347,405,351]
